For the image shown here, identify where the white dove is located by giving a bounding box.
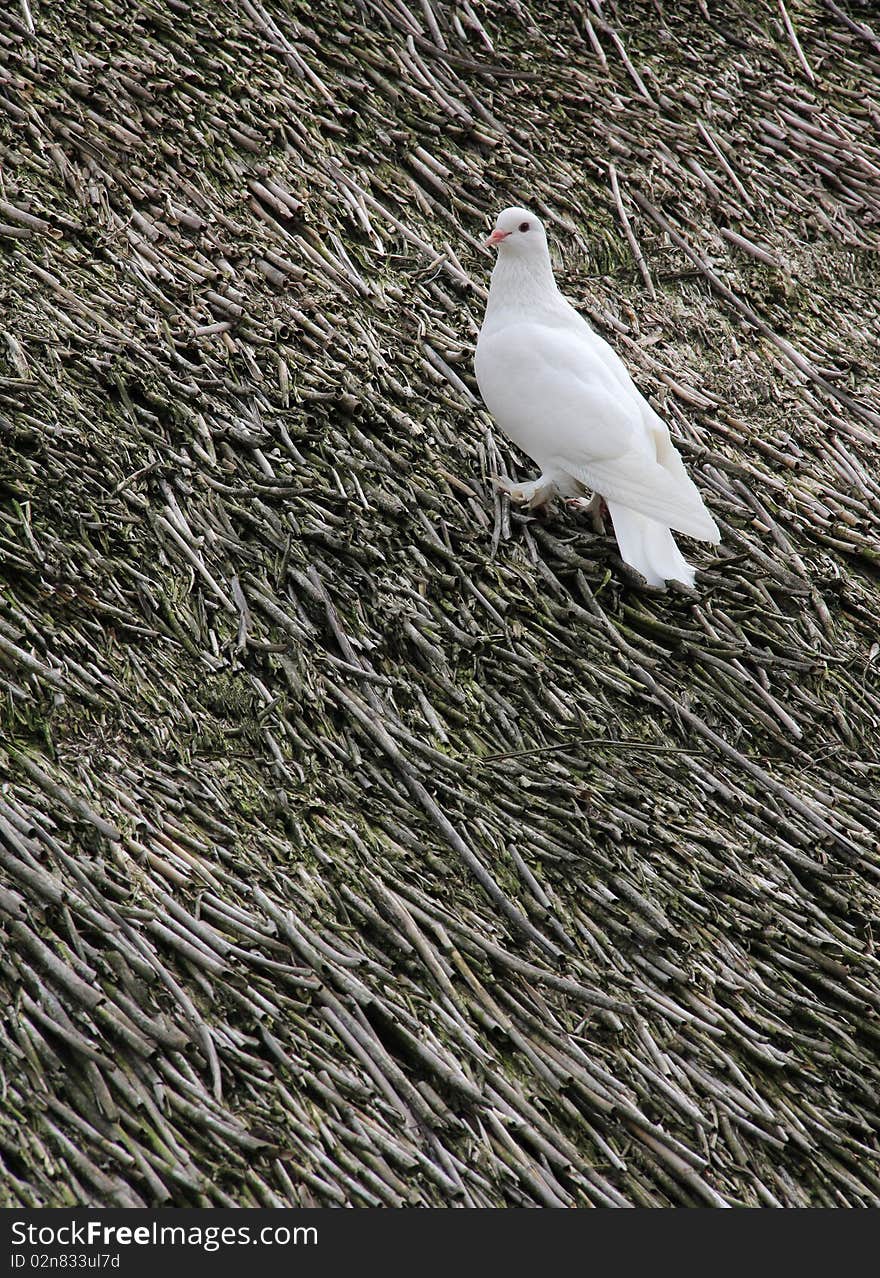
[474,206,720,587]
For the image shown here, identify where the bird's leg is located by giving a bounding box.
[494,473,556,512]
[566,492,607,534]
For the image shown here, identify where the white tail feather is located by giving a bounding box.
[607,503,696,588]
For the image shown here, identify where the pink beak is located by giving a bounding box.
[486,229,511,247]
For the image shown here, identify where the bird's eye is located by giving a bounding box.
[518,221,530,232]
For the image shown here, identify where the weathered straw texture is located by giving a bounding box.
[1,0,880,1209]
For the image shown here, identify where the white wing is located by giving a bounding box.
[476,320,638,462]
[476,318,719,542]
[566,446,719,541]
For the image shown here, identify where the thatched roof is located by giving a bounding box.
[2,0,880,1208]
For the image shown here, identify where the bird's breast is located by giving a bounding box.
[474,329,558,465]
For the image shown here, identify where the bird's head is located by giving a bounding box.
[486,207,548,256]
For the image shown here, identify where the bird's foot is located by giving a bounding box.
[494,474,555,512]
[566,492,607,534]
